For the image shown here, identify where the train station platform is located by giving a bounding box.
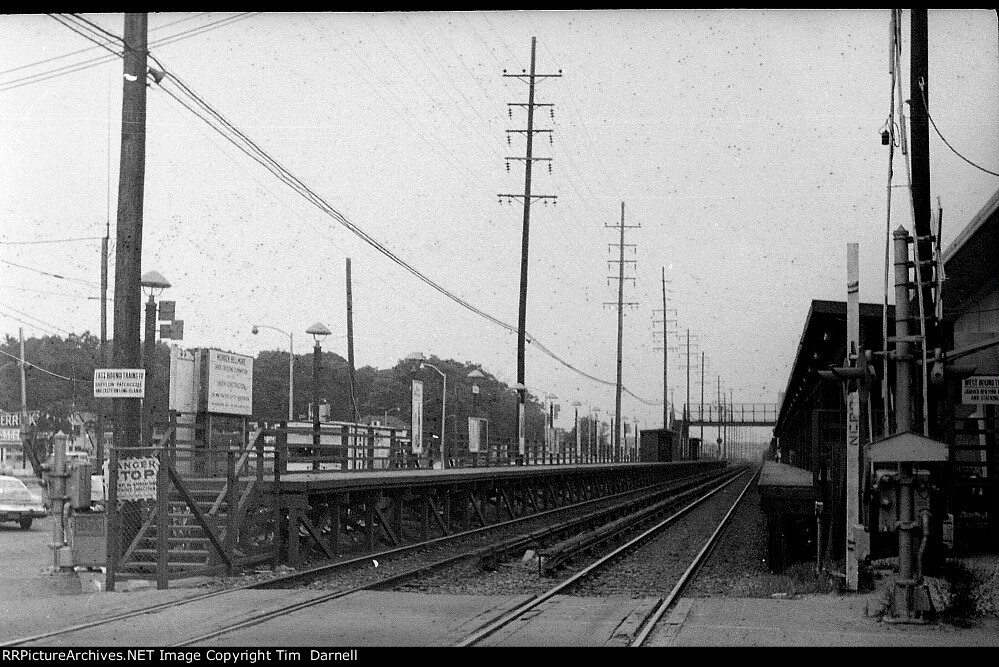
[263,460,722,566]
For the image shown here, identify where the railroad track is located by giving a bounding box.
[456,464,757,647]
[1,467,734,647]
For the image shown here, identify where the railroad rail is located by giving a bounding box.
[455,465,755,646]
[0,466,733,647]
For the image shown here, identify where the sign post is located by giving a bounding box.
[411,380,424,462]
[845,243,861,592]
[94,367,145,594]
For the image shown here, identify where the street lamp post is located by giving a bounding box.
[252,325,294,421]
[571,400,582,464]
[592,407,601,462]
[306,322,331,471]
[544,393,557,464]
[405,353,447,469]
[140,271,170,449]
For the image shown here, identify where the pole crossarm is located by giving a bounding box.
[498,194,557,205]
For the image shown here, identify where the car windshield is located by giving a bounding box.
[0,477,33,501]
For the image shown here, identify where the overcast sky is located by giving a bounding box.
[2,10,997,431]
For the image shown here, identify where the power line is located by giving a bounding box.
[0,303,70,337]
[0,348,88,383]
[917,79,999,178]
[56,19,661,405]
[0,258,100,287]
[0,13,256,93]
[0,235,103,245]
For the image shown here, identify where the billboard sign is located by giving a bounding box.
[411,380,424,455]
[468,417,488,453]
[205,350,253,415]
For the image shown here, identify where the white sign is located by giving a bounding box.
[94,369,146,398]
[169,346,199,412]
[0,412,37,428]
[117,456,159,502]
[205,349,253,415]
[963,376,999,405]
[411,380,424,455]
[468,417,487,453]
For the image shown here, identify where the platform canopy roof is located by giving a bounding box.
[775,300,894,435]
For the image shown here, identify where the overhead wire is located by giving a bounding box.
[0,236,103,245]
[0,257,100,287]
[48,15,662,406]
[0,302,73,336]
[917,79,999,178]
[0,13,255,93]
[0,348,89,383]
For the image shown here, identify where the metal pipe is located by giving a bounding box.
[917,508,931,580]
[893,226,916,619]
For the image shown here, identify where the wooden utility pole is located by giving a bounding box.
[908,8,940,440]
[501,37,559,461]
[717,375,722,457]
[108,12,149,593]
[700,351,705,448]
[345,257,359,423]
[685,329,691,455]
[605,202,639,460]
[96,227,109,468]
[18,328,30,470]
[653,268,676,429]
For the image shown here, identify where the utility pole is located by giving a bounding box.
[345,258,359,423]
[717,375,722,458]
[605,202,639,460]
[18,328,29,471]
[700,351,705,449]
[685,330,692,455]
[725,389,735,456]
[652,268,677,428]
[908,8,940,441]
[108,12,149,593]
[500,37,560,462]
[96,224,109,469]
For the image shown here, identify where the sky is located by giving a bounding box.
[1,10,997,434]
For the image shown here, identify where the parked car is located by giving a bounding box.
[0,475,48,530]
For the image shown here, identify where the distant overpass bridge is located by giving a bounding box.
[684,403,777,428]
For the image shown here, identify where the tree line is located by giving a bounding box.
[0,332,554,443]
